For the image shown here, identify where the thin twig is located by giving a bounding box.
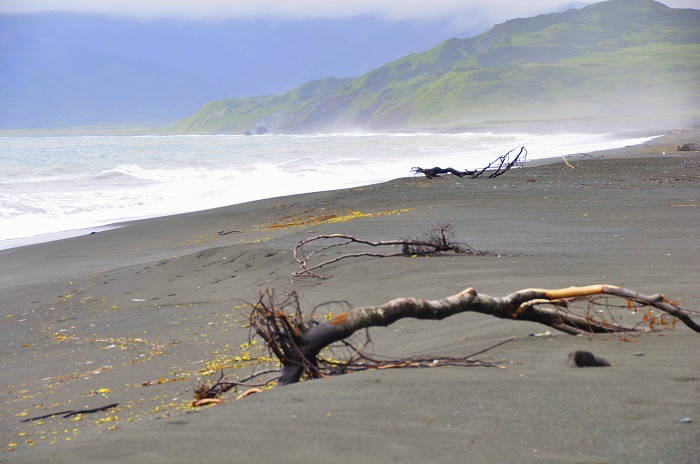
[22,403,119,422]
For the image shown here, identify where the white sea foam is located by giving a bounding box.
[0,131,656,245]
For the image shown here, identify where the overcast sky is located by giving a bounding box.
[1,0,698,23]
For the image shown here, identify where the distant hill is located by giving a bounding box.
[172,0,700,133]
[0,13,469,130]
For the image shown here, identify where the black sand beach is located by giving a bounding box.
[1,129,699,463]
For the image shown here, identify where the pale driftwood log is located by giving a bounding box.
[250,285,699,386]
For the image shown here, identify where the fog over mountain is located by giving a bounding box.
[173,0,700,133]
[1,0,697,130]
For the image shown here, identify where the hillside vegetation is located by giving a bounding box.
[172,0,700,133]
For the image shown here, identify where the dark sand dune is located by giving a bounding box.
[1,129,698,463]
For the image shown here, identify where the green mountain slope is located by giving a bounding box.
[172,0,700,133]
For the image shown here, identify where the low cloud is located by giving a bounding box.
[2,0,697,22]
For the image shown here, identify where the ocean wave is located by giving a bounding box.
[0,131,659,243]
[91,164,212,183]
[93,164,161,182]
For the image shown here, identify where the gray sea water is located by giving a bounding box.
[0,131,656,247]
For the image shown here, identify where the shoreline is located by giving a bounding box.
[0,127,688,251]
[1,127,698,463]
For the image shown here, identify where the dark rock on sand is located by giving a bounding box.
[677,142,699,151]
[569,350,611,367]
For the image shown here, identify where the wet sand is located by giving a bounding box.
[1,129,699,463]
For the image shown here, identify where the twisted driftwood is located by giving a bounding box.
[250,285,699,386]
[293,224,486,280]
[412,146,527,179]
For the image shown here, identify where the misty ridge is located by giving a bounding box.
[1,0,699,132]
[0,13,480,130]
[173,0,700,134]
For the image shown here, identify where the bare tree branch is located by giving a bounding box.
[249,285,698,386]
[414,147,527,179]
[293,224,487,280]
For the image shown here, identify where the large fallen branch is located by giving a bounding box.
[412,146,527,179]
[293,224,487,280]
[250,285,699,386]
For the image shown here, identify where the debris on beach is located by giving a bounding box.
[412,146,526,179]
[191,398,222,407]
[244,284,698,386]
[293,224,489,280]
[20,403,120,423]
[563,157,576,171]
[267,208,410,231]
[676,142,699,152]
[568,350,610,367]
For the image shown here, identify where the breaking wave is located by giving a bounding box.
[0,131,656,243]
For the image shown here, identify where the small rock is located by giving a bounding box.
[569,350,610,367]
[632,352,644,356]
[677,142,699,152]
[680,417,692,424]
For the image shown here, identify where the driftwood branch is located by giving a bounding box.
[249,285,698,386]
[218,229,242,235]
[293,224,486,280]
[411,167,475,178]
[413,146,527,179]
[21,403,119,423]
[194,368,281,401]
